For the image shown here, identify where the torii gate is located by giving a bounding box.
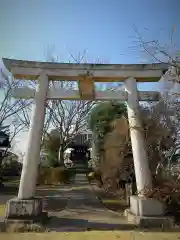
[3,58,173,224]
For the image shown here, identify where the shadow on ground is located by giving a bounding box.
[46,216,180,233]
[46,216,136,232]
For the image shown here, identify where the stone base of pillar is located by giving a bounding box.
[4,198,47,224]
[124,195,174,228]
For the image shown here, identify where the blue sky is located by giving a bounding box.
[0,0,180,64]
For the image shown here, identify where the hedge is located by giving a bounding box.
[37,166,75,185]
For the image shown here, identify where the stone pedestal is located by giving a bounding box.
[125,195,174,228]
[5,198,46,224]
[130,195,165,216]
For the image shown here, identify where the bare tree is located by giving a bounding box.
[42,51,96,164]
[0,70,33,181]
[131,26,180,93]
[2,51,109,166]
[8,51,95,165]
[0,70,31,127]
[42,50,115,165]
[131,26,180,65]
[44,97,93,164]
[129,26,180,180]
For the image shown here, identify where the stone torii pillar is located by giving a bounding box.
[125,77,152,195]
[6,73,49,222]
[18,72,49,199]
[124,78,171,226]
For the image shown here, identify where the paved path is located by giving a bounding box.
[0,174,134,231]
[47,174,134,231]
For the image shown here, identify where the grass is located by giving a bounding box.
[88,175,129,213]
[0,231,180,240]
[3,176,20,184]
[37,186,86,191]
[6,180,20,185]
[90,182,128,212]
[101,198,128,212]
[102,199,125,204]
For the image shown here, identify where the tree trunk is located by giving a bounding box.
[58,144,64,166]
[92,133,101,160]
[91,140,97,159]
[0,152,4,187]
